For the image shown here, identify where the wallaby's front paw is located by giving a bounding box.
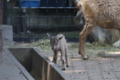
[62,68,66,70]
[66,65,69,67]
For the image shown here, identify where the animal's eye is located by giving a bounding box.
[56,40,58,42]
[55,39,58,44]
[54,39,58,44]
[56,39,59,42]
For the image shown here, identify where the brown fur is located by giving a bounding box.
[78,0,120,59]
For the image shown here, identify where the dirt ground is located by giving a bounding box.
[9,42,120,80]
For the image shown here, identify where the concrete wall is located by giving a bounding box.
[0,25,13,63]
[8,48,71,80]
[0,25,14,46]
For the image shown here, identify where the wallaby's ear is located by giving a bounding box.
[58,36,64,40]
[57,34,64,40]
[47,33,51,39]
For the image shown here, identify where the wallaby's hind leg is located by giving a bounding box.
[61,51,66,70]
[65,48,69,67]
[52,51,58,64]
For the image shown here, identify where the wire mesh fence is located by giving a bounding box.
[3,0,79,42]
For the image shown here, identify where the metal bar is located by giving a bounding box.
[10,15,75,17]
[2,0,6,24]
[10,7,77,9]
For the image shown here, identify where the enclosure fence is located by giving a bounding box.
[3,0,80,42]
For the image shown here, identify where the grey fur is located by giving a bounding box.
[47,33,69,70]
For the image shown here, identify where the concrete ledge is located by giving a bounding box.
[4,48,34,80]
[4,48,71,80]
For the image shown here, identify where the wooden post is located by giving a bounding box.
[0,26,2,63]
[0,0,3,63]
[0,0,2,24]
